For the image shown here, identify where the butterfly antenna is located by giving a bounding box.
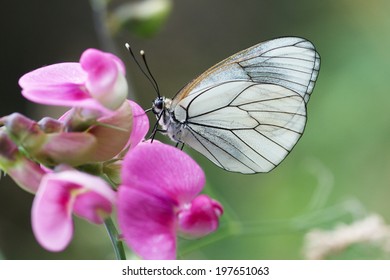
[140,50,160,98]
[125,43,160,98]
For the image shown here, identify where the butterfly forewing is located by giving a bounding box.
[173,37,320,105]
[169,37,320,174]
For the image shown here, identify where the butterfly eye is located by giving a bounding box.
[152,97,164,114]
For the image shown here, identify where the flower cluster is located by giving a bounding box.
[0,48,223,259]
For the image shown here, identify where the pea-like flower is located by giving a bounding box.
[31,168,116,251]
[19,48,128,112]
[117,141,223,260]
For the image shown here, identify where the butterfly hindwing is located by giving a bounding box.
[174,81,306,173]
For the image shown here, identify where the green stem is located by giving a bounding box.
[89,0,117,53]
[104,217,127,260]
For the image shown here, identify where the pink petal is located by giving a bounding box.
[19,63,86,86]
[121,141,205,204]
[31,170,116,251]
[19,62,119,112]
[177,194,223,239]
[51,171,116,205]
[21,87,111,112]
[87,100,133,161]
[81,49,117,94]
[118,187,176,260]
[19,63,91,106]
[127,100,149,150]
[81,49,127,110]
[31,175,75,251]
[73,191,113,224]
[106,53,126,75]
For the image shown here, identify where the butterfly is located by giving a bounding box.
[151,37,320,174]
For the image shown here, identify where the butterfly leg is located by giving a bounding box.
[148,128,167,142]
[174,142,185,150]
[148,113,166,142]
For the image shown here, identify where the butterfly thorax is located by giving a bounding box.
[152,96,186,143]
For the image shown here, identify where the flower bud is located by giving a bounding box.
[1,113,100,166]
[38,117,65,133]
[0,113,44,152]
[103,160,122,186]
[0,130,19,161]
[33,132,98,166]
[0,131,46,193]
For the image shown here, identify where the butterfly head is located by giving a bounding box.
[152,97,164,114]
[152,97,172,116]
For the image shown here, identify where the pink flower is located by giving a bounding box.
[19,48,128,111]
[59,100,137,163]
[31,169,116,251]
[117,141,223,260]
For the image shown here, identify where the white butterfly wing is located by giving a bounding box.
[172,37,320,174]
[173,37,320,105]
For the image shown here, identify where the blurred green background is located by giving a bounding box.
[1,0,390,259]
